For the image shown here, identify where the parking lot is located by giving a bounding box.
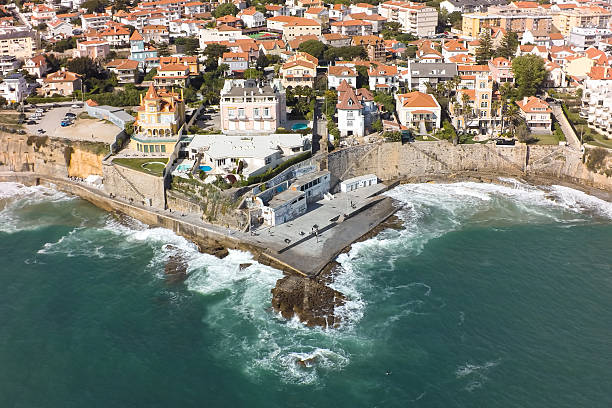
[23,103,122,144]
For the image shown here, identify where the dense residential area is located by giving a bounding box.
[0,0,611,218]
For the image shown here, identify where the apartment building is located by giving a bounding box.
[330,20,373,36]
[553,7,611,37]
[0,29,39,60]
[352,35,385,61]
[219,79,287,133]
[379,1,437,37]
[106,59,140,84]
[73,40,110,60]
[449,72,500,136]
[238,7,266,28]
[581,66,612,139]
[569,27,612,51]
[283,19,321,41]
[462,12,551,39]
[0,74,28,103]
[219,52,249,76]
[81,12,111,30]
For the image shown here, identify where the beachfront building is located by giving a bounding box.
[130,84,186,155]
[516,96,552,133]
[581,66,612,139]
[395,90,442,134]
[0,74,29,104]
[220,79,287,133]
[130,30,158,69]
[336,81,378,137]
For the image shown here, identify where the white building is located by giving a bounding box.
[340,174,377,192]
[569,27,612,52]
[378,1,437,37]
[0,74,29,104]
[395,91,442,133]
[184,132,310,177]
[328,65,357,89]
[336,81,378,137]
[238,7,266,28]
[581,66,612,139]
[0,56,20,76]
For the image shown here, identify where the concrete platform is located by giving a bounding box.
[246,184,397,276]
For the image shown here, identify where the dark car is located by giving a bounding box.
[65,112,77,118]
[26,120,36,125]
[37,129,45,134]
[496,138,515,146]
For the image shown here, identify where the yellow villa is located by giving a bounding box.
[130,84,186,155]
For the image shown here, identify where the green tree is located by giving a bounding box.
[496,29,519,59]
[82,0,108,13]
[324,46,366,62]
[448,12,462,30]
[213,3,238,18]
[244,68,263,79]
[374,92,395,113]
[298,40,326,61]
[371,119,383,132]
[256,53,269,70]
[144,68,157,81]
[356,65,368,89]
[475,30,493,65]
[66,57,101,80]
[174,36,199,55]
[512,54,548,98]
[202,44,229,71]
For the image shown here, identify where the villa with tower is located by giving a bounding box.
[129,84,186,155]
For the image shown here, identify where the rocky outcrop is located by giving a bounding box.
[164,254,188,283]
[271,275,345,328]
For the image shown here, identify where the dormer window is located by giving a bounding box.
[348,99,353,106]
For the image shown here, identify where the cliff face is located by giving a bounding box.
[0,133,106,179]
[326,142,612,193]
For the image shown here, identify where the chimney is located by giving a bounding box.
[523,96,528,104]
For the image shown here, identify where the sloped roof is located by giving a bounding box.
[397,91,438,108]
[516,96,551,113]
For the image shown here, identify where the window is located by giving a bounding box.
[144,145,149,153]
[482,94,488,100]
[161,145,166,152]
[347,111,354,118]
[264,107,270,117]
[347,120,353,126]
[238,108,245,117]
[481,101,488,108]
[480,82,486,88]
[254,108,259,117]
[228,108,236,118]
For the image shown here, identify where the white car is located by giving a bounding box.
[35,108,43,114]
[71,104,81,108]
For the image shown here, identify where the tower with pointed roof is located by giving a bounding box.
[129,84,186,156]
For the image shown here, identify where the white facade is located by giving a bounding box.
[582,71,612,139]
[0,74,28,103]
[340,174,377,192]
[378,1,437,37]
[239,10,266,28]
[338,106,365,137]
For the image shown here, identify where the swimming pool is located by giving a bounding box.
[199,165,212,172]
[291,123,308,131]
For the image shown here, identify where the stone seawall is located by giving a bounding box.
[325,141,612,193]
[102,160,166,209]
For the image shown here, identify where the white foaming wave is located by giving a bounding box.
[547,184,612,219]
[37,226,125,259]
[456,359,500,392]
[0,182,72,202]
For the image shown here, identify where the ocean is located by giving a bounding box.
[1,180,611,408]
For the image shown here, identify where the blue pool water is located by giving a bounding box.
[199,165,212,172]
[291,123,308,131]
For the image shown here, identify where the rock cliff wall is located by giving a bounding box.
[0,133,107,179]
[326,141,612,193]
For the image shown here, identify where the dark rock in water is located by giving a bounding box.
[165,254,188,283]
[271,275,346,328]
[212,246,229,259]
[296,356,318,368]
[239,263,252,270]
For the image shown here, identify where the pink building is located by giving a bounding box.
[219,79,287,133]
[73,40,110,60]
[488,57,514,83]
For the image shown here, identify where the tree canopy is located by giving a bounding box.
[213,3,238,17]
[495,30,519,59]
[298,40,326,61]
[512,54,548,98]
[475,30,493,65]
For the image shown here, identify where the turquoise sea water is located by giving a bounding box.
[1,180,611,407]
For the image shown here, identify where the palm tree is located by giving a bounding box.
[505,103,522,138]
[491,99,501,135]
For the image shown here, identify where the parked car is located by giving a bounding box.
[35,108,44,114]
[26,120,36,125]
[61,120,71,127]
[37,129,45,134]
[65,112,76,118]
[71,104,81,108]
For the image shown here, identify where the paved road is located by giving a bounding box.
[551,104,580,150]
